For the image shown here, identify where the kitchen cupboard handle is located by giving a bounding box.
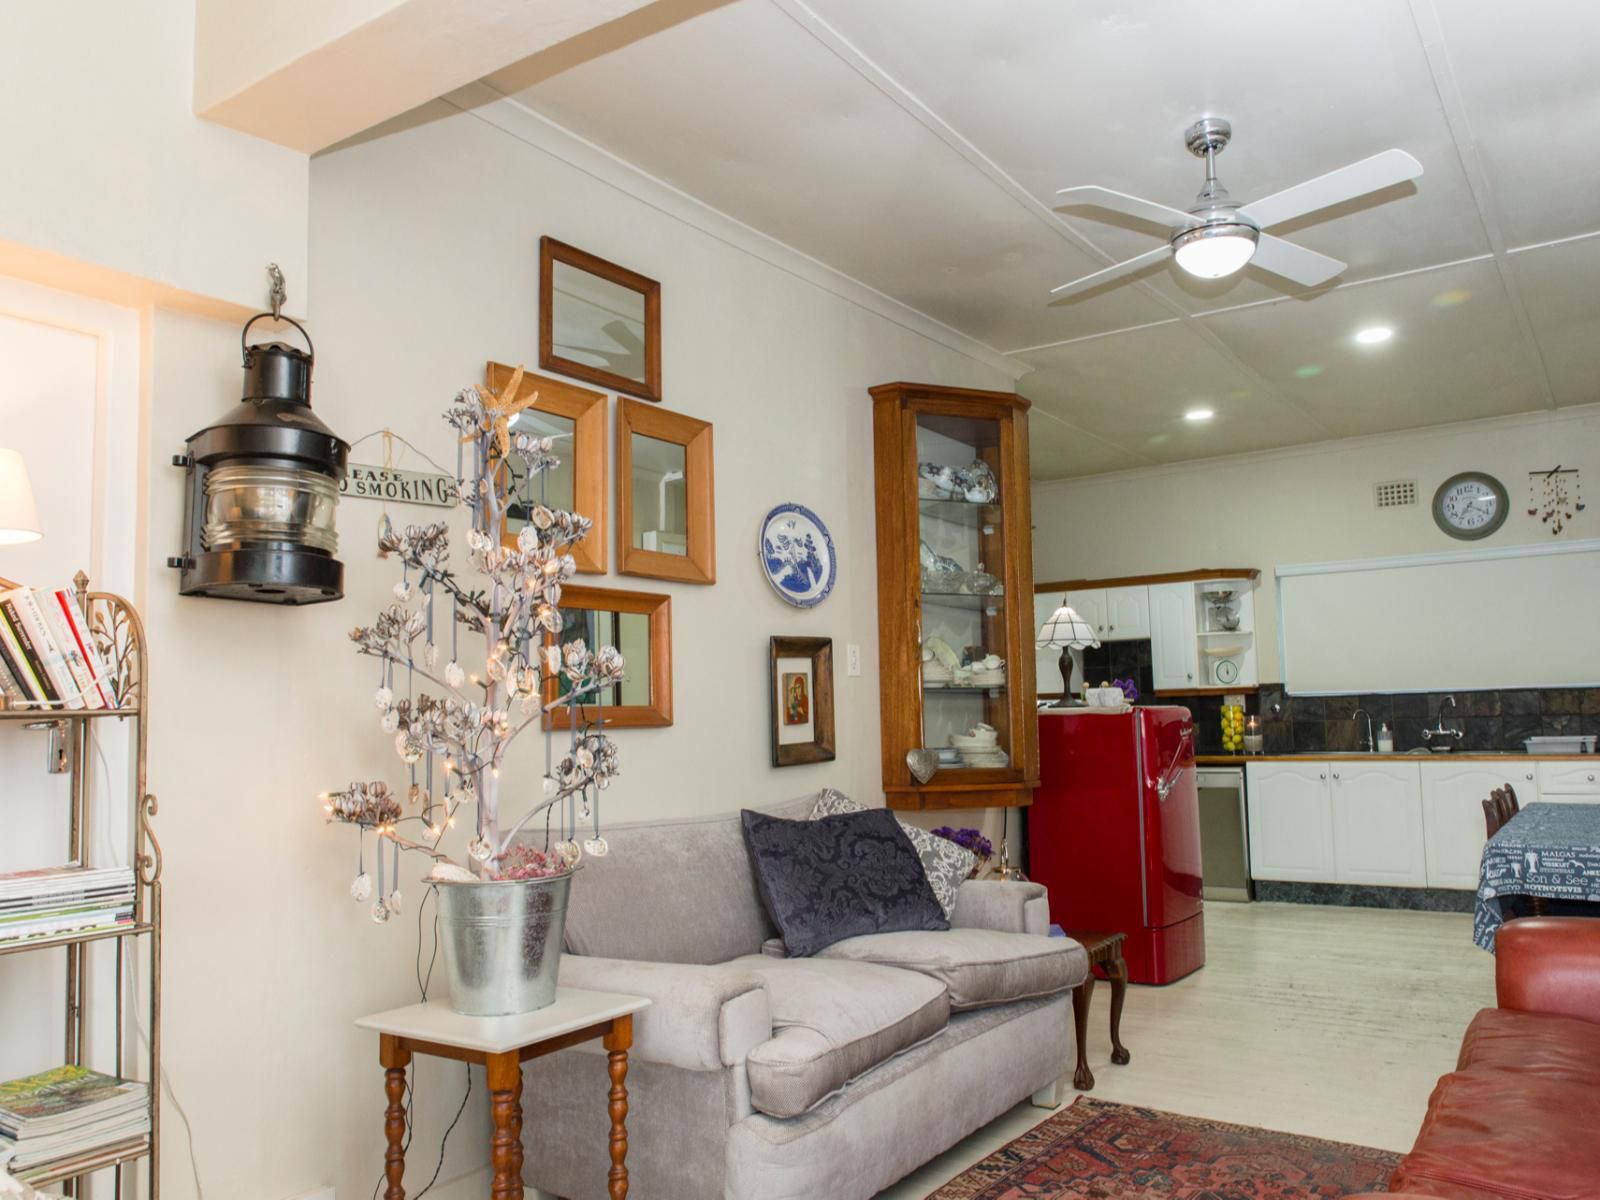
[1319,772,1326,780]
[1589,774,1596,783]
[1526,773,1534,781]
[1331,771,1340,780]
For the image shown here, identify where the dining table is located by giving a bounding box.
[1475,800,1600,951]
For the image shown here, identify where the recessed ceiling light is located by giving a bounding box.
[1354,325,1394,345]
[1295,364,1323,378]
[1184,407,1215,422]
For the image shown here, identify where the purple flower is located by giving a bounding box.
[1113,677,1140,702]
[932,826,993,861]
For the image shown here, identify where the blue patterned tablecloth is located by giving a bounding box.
[1475,801,1600,951]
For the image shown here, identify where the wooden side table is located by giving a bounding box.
[357,988,651,1200]
[1059,930,1131,1092]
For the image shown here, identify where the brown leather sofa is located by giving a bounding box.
[1354,917,1600,1200]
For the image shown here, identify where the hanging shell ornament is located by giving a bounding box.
[468,836,493,862]
[393,580,412,601]
[444,661,466,689]
[350,873,373,902]
[542,775,559,799]
[381,709,400,734]
[424,641,438,668]
[375,686,393,710]
[583,836,609,858]
[386,890,403,916]
[371,900,391,924]
[555,839,582,868]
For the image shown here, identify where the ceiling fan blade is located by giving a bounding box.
[1054,186,1203,232]
[1050,245,1172,298]
[1250,234,1346,288]
[1240,149,1423,230]
[601,319,645,353]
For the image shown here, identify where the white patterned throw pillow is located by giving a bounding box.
[810,788,975,919]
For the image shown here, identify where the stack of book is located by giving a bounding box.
[0,1066,150,1182]
[0,584,118,711]
[0,867,135,946]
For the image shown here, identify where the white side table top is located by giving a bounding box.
[357,988,651,1055]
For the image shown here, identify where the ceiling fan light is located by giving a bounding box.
[1172,224,1258,279]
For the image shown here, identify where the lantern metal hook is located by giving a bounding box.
[267,262,287,320]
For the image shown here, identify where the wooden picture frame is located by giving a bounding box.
[543,584,672,729]
[539,236,662,403]
[769,637,836,768]
[617,398,715,585]
[485,362,608,574]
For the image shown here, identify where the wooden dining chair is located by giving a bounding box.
[1484,785,1547,916]
[1497,784,1520,826]
[1483,789,1509,838]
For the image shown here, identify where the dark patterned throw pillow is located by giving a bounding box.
[741,807,949,957]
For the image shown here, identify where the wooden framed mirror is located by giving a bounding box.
[486,362,607,574]
[543,584,672,729]
[539,236,661,403]
[618,398,715,585]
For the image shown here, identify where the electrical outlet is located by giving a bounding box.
[847,644,862,676]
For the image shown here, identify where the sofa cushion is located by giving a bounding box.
[728,956,950,1118]
[741,807,947,957]
[810,789,975,920]
[1390,1066,1600,1200]
[1455,1006,1600,1086]
[779,929,1087,1011]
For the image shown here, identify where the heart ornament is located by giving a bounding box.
[905,748,940,785]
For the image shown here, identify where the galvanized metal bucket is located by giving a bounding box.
[434,870,574,1016]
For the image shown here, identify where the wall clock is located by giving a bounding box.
[1432,471,1508,540]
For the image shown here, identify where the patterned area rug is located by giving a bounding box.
[927,1098,1400,1199]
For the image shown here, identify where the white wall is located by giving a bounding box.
[1032,405,1600,682]
[123,93,1013,1199]
[0,2,308,310]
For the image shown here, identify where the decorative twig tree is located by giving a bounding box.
[321,368,622,912]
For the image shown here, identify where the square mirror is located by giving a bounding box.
[540,237,661,402]
[486,362,607,573]
[544,585,672,728]
[618,399,715,585]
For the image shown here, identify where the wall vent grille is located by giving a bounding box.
[1375,480,1418,509]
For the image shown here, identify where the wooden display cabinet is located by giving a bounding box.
[868,382,1039,810]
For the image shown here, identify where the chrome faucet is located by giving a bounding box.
[1422,695,1465,752]
[1433,695,1458,732]
[1351,707,1375,753]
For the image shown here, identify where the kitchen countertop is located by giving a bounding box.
[1196,752,1599,765]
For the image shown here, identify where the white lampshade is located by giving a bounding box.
[1036,604,1099,650]
[0,449,41,545]
[1172,225,1258,279]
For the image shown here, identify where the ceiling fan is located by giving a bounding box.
[1049,118,1423,299]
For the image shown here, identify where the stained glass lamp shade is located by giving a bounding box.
[1036,604,1099,702]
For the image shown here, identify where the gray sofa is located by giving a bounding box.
[519,795,1089,1200]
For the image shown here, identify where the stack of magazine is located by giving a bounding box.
[0,867,135,945]
[0,583,118,711]
[0,1066,149,1181]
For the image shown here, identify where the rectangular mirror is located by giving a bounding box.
[618,399,715,585]
[544,585,672,728]
[486,362,607,573]
[540,237,661,403]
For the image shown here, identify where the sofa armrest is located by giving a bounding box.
[1495,917,1600,1025]
[557,954,771,1072]
[950,879,1050,935]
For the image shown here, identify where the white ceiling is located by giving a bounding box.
[486,0,1600,478]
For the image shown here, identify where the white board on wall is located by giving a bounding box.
[1276,539,1600,694]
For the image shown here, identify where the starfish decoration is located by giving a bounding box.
[466,363,540,458]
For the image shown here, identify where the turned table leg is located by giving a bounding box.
[380,1035,411,1200]
[1107,952,1131,1066]
[1071,976,1096,1091]
[487,1052,524,1200]
[603,1015,633,1200]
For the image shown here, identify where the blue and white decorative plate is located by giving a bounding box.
[760,503,836,608]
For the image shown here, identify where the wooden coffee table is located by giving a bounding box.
[357,988,650,1199]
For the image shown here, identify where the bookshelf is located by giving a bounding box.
[0,573,160,1197]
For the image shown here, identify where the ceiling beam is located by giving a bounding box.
[1406,0,1557,409]
[194,0,729,154]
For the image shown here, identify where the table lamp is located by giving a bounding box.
[1036,603,1099,705]
[0,448,41,546]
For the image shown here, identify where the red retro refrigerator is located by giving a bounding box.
[1030,707,1205,984]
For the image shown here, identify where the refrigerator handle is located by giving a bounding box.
[1152,725,1195,801]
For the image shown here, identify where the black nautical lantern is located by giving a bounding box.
[170,308,349,604]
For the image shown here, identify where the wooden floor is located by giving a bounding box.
[878,902,1496,1199]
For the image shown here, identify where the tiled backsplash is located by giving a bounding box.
[1074,639,1600,755]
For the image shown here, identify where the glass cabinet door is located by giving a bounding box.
[915,411,1011,772]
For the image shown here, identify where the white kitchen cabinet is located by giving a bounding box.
[1537,760,1600,798]
[1246,762,1336,882]
[1420,761,1540,890]
[1329,761,1427,886]
[1149,582,1199,691]
[1105,586,1151,641]
[1061,589,1109,641]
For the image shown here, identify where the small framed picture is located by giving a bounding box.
[769,636,835,768]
